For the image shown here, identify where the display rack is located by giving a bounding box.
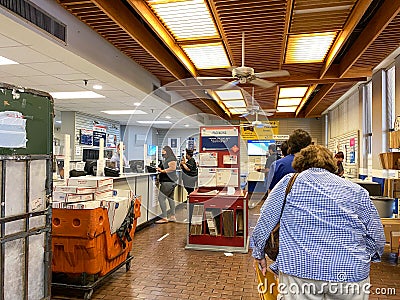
[186,126,248,253]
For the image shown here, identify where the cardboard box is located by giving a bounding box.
[103,196,131,234]
[94,190,113,200]
[54,185,96,194]
[96,184,114,192]
[66,200,102,209]
[381,218,400,246]
[52,191,93,203]
[390,231,400,252]
[379,152,400,169]
[67,176,113,188]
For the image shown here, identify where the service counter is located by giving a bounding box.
[113,171,187,227]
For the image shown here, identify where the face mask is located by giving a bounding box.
[162,153,166,158]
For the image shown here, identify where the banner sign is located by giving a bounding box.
[201,127,239,151]
[240,121,279,140]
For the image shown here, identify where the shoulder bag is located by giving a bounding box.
[264,173,299,261]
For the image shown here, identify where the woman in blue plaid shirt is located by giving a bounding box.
[251,145,385,300]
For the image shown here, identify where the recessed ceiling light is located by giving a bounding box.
[102,110,147,115]
[215,90,243,100]
[55,120,62,124]
[147,0,219,41]
[285,32,337,63]
[277,106,297,113]
[278,87,308,98]
[93,84,103,90]
[165,115,171,119]
[50,91,105,99]
[0,56,19,65]
[229,108,248,115]
[277,98,302,106]
[184,124,189,127]
[182,43,230,69]
[222,100,247,108]
[137,121,172,124]
[134,102,141,106]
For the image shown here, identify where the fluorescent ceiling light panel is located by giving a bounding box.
[285,32,337,63]
[277,98,302,106]
[215,90,243,100]
[137,121,172,124]
[182,43,230,69]
[0,55,19,65]
[102,110,147,115]
[277,106,297,113]
[50,91,105,99]
[229,108,248,115]
[147,0,219,40]
[223,100,246,108]
[279,87,308,98]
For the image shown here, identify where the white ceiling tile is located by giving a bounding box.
[28,75,73,86]
[29,61,80,75]
[0,65,46,76]
[0,34,23,48]
[0,46,54,64]
[99,90,130,98]
[54,74,92,81]
[43,84,85,92]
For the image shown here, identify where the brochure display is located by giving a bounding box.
[186,126,248,253]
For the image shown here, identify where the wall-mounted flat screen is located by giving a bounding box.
[247,140,276,156]
[147,144,157,156]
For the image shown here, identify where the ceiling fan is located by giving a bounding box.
[197,32,290,89]
[239,88,276,128]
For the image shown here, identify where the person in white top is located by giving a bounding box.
[110,143,128,170]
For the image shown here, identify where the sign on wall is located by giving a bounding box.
[201,127,239,151]
[240,121,279,140]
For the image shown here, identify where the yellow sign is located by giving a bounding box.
[240,121,279,140]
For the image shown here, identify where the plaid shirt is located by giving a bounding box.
[251,168,385,282]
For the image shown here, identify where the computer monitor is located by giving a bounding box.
[129,160,144,173]
[247,140,276,156]
[147,145,157,156]
[84,159,97,175]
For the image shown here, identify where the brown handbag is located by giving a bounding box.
[264,173,299,261]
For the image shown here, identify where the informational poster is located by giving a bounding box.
[93,125,107,147]
[198,168,217,187]
[201,127,239,151]
[106,134,117,148]
[80,129,93,146]
[199,152,218,167]
[240,121,279,140]
[223,155,237,165]
[216,168,239,187]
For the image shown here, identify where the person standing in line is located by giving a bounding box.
[267,129,312,191]
[256,143,281,178]
[265,141,289,192]
[156,146,178,223]
[180,148,198,195]
[334,151,345,177]
[251,145,385,299]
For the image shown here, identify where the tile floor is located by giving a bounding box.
[52,197,400,300]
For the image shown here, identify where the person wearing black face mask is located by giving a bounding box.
[156,146,178,223]
[180,149,198,195]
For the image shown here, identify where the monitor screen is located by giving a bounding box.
[147,145,157,156]
[247,140,276,156]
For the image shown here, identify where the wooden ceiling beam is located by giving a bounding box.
[304,84,335,117]
[338,0,400,77]
[125,0,197,77]
[320,0,373,78]
[90,0,188,79]
[277,76,367,86]
[280,0,294,69]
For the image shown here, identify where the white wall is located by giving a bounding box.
[123,126,155,160]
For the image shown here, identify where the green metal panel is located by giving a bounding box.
[0,83,54,155]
